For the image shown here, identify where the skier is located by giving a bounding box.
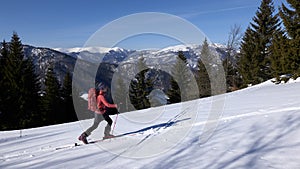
[78,88,118,144]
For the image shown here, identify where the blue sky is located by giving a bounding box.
[1,0,284,50]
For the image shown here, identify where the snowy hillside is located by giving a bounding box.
[1,79,300,169]
[23,45,76,86]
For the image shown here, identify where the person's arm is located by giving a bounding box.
[97,95,117,108]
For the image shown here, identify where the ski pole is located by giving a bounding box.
[111,112,119,135]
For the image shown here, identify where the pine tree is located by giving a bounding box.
[0,40,9,97]
[239,27,259,86]
[251,0,280,81]
[5,33,25,91]
[280,0,300,40]
[7,33,27,128]
[197,59,211,97]
[167,51,197,103]
[20,57,41,127]
[0,35,21,129]
[197,39,211,97]
[0,32,41,129]
[223,57,242,91]
[61,71,77,122]
[239,0,280,86]
[279,0,300,78]
[129,69,152,110]
[269,30,289,82]
[199,39,210,64]
[41,65,62,124]
[168,77,181,103]
[129,57,151,110]
[0,40,10,129]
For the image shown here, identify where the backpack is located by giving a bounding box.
[88,88,98,112]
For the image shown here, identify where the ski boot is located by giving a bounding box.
[78,132,88,144]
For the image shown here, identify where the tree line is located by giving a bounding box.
[226,0,300,89]
[0,32,77,130]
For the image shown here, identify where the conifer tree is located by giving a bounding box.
[280,0,300,40]
[251,0,280,81]
[61,71,77,122]
[129,69,152,110]
[239,27,259,86]
[41,65,62,124]
[6,33,24,90]
[199,39,210,64]
[197,39,211,97]
[279,0,300,78]
[0,40,9,98]
[239,0,280,85]
[0,32,41,129]
[20,56,41,127]
[223,57,241,91]
[167,79,181,103]
[270,30,289,82]
[0,40,10,129]
[129,57,150,110]
[167,51,197,103]
[0,35,22,129]
[197,59,211,97]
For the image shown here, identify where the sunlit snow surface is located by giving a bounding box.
[1,78,300,169]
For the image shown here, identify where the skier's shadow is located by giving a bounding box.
[115,118,191,138]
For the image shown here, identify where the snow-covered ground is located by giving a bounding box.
[1,79,300,169]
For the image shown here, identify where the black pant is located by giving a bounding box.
[85,112,113,136]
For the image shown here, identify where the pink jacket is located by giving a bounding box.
[96,90,117,114]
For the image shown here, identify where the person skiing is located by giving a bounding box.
[78,88,118,144]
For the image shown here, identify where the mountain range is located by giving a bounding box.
[23,43,227,92]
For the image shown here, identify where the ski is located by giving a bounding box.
[55,132,140,150]
[69,133,136,148]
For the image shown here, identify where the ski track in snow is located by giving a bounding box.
[106,107,192,163]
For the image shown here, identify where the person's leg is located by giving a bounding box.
[103,113,113,136]
[78,113,103,144]
[79,113,104,143]
[85,113,104,136]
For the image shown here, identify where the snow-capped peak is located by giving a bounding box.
[158,44,199,53]
[54,46,125,54]
[212,43,226,49]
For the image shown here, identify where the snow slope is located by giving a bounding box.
[1,79,300,169]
